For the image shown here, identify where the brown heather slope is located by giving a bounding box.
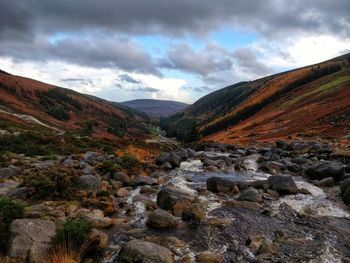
[161,53,350,143]
[0,71,150,141]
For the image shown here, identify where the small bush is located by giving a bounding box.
[52,218,92,251]
[96,190,111,197]
[0,197,25,250]
[119,154,139,170]
[95,160,121,175]
[21,167,81,200]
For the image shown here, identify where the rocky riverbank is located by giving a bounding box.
[0,139,349,262]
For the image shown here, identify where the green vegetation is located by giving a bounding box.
[107,116,127,137]
[95,160,121,175]
[119,154,139,170]
[319,75,350,91]
[0,197,25,250]
[39,87,83,120]
[21,167,81,200]
[52,217,92,250]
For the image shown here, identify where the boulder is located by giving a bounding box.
[88,228,109,249]
[116,187,130,198]
[196,252,224,263]
[79,175,101,191]
[238,187,261,202]
[211,155,233,166]
[168,152,181,168]
[84,209,113,228]
[155,153,170,166]
[202,158,219,167]
[112,172,130,185]
[181,203,206,222]
[33,160,55,169]
[305,161,344,181]
[146,209,179,229]
[8,219,56,263]
[206,177,247,194]
[268,175,298,195]
[264,161,286,174]
[120,239,174,263]
[341,178,350,205]
[132,175,158,186]
[316,177,334,187]
[83,151,102,165]
[157,186,195,216]
[0,180,20,195]
[0,167,14,180]
[7,187,28,199]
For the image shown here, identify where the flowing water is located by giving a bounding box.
[106,152,350,262]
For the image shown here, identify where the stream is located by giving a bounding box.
[104,150,350,263]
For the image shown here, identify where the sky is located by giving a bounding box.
[0,1,349,103]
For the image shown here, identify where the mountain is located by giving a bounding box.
[120,99,188,117]
[0,71,150,145]
[161,53,350,143]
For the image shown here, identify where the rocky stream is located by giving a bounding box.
[102,141,350,263]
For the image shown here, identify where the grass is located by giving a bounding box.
[281,75,350,109]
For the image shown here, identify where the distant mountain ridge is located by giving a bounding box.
[120,99,189,117]
[161,53,350,143]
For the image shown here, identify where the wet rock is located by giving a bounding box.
[195,251,224,263]
[79,174,101,191]
[211,155,233,166]
[168,152,181,168]
[88,228,109,249]
[175,148,189,160]
[281,159,301,173]
[116,187,130,198]
[264,161,286,174]
[119,239,174,263]
[238,187,261,202]
[132,175,158,186]
[140,185,158,195]
[84,209,113,228]
[257,240,279,255]
[305,161,344,181]
[161,162,173,170]
[146,209,179,229]
[181,202,206,222]
[315,177,334,187]
[8,219,56,263]
[155,152,170,166]
[276,140,288,149]
[157,186,195,216]
[292,156,308,165]
[112,172,130,185]
[202,158,219,167]
[0,167,14,179]
[268,175,298,195]
[207,177,247,194]
[341,178,350,205]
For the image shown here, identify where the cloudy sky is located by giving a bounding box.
[1,0,349,103]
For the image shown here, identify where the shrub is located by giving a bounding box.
[52,217,92,251]
[0,197,25,250]
[95,160,121,175]
[21,167,81,200]
[119,154,138,170]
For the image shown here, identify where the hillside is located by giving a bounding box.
[120,99,188,117]
[161,53,350,143]
[0,71,151,154]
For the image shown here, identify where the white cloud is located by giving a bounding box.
[0,57,190,102]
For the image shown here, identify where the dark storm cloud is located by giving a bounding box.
[119,74,141,84]
[160,43,233,76]
[1,0,349,79]
[0,35,159,74]
[1,0,349,38]
[233,48,273,76]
